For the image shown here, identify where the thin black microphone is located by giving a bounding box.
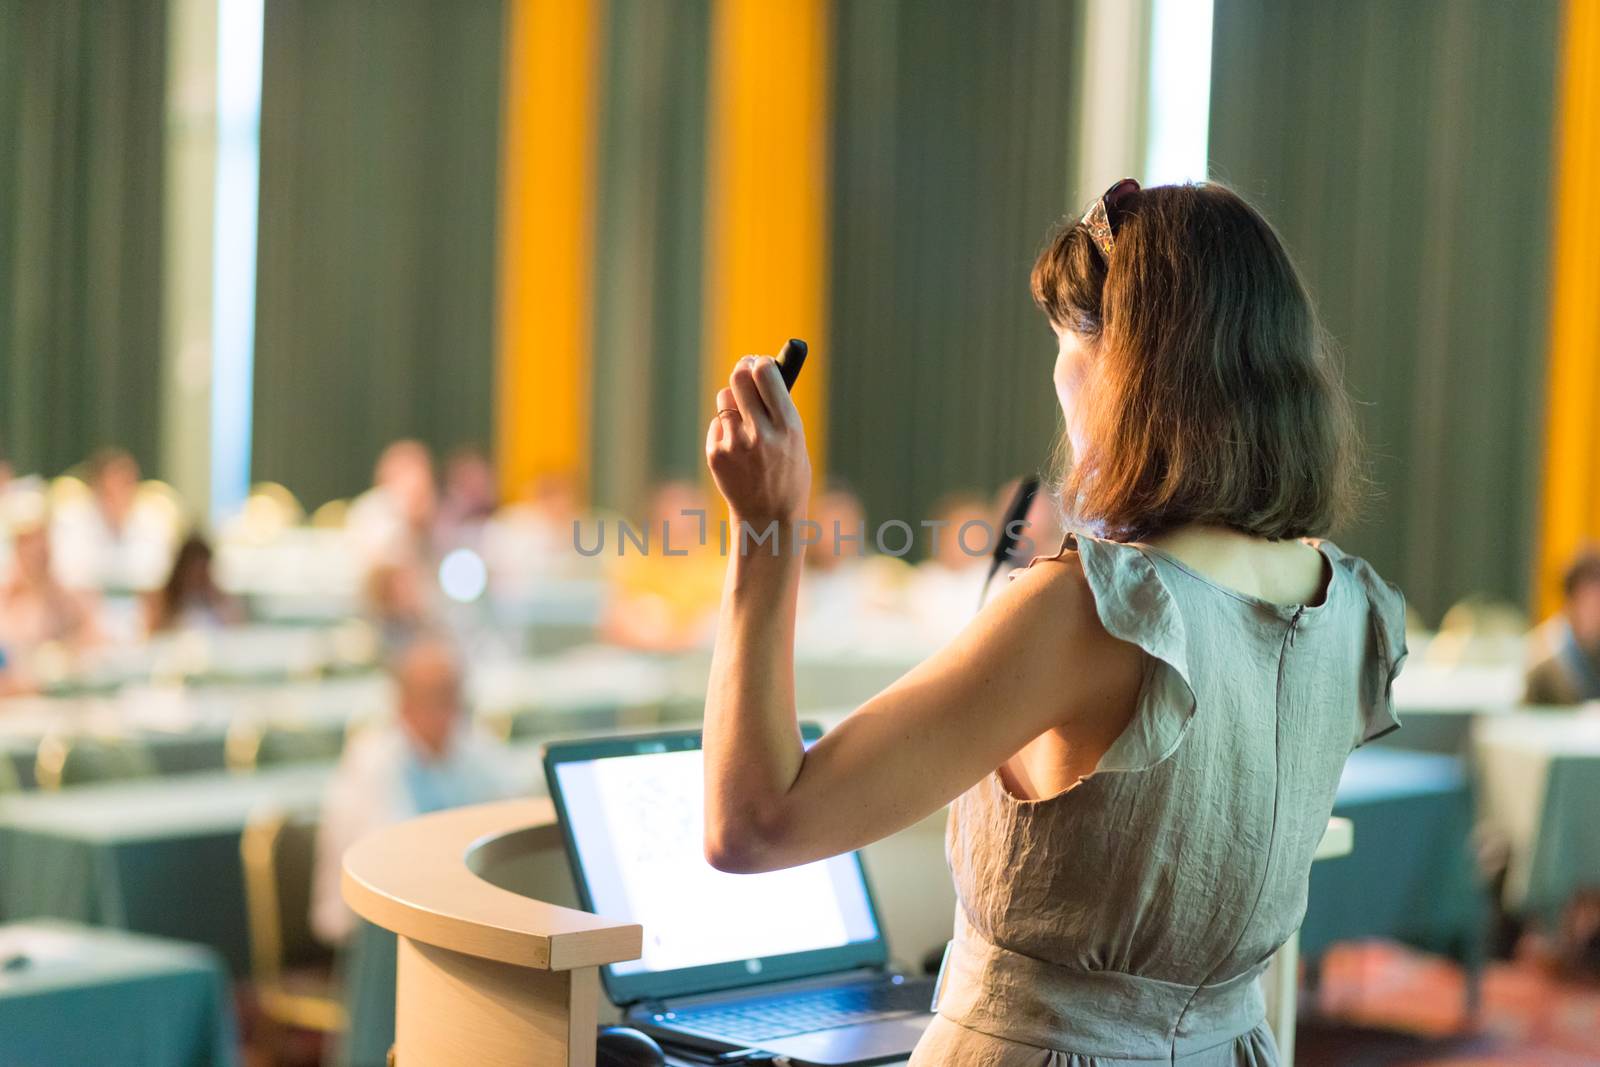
[977,475,1040,610]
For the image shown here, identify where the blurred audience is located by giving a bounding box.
[0,521,100,659]
[484,471,598,591]
[603,481,724,651]
[347,439,438,567]
[1525,549,1600,705]
[144,533,244,635]
[434,445,499,553]
[364,558,435,653]
[51,448,177,591]
[311,635,518,944]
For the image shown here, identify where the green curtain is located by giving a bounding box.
[826,0,1080,545]
[1209,0,1560,621]
[588,0,711,513]
[0,0,166,479]
[251,0,503,508]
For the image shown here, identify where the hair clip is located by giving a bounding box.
[1081,178,1140,259]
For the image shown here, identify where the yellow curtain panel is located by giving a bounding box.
[496,0,601,501]
[1538,0,1600,616]
[702,0,831,486]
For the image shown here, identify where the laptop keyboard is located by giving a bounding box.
[656,977,934,1043]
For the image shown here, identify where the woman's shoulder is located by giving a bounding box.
[1312,539,1404,600]
[1007,534,1178,670]
[1310,541,1408,640]
[991,537,1149,732]
[1002,541,1101,634]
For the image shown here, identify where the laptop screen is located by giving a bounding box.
[544,729,888,1004]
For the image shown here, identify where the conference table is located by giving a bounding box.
[0,921,238,1067]
[0,765,331,973]
[1384,660,1521,755]
[0,676,381,788]
[0,645,716,790]
[0,747,553,976]
[32,622,381,697]
[1301,747,1485,968]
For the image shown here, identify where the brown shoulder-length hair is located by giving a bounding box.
[1031,182,1361,543]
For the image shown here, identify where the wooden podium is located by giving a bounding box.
[342,799,642,1067]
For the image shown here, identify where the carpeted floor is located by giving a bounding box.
[1298,941,1600,1066]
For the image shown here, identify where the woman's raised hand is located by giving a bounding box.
[705,355,812,528]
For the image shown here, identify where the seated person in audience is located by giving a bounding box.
[0,521,100,656]
[364,557,435,653]
[144,533,244,634]
[905,491,994,644]
[50,447,176,591]
[602,480,725,651]
[311,635,519,945]
[1525,550,1600,704]
[434,445,499,553]
[347,439,438,567]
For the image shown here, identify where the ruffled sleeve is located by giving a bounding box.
[1066,533,1199,773]
[1326,544,1409,746]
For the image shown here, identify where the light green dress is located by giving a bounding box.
[912,533,1407,1066]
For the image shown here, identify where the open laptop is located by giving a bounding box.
[543,727,936,1066]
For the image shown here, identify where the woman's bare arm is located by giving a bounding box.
[702,356,1143,873]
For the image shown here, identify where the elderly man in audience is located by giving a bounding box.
[311,635,520,945]
[1526,549,1600,705]
[50,448,176,592]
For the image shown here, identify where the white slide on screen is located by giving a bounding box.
[567,748,871,975]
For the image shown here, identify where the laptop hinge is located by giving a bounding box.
[636,967,893,1011]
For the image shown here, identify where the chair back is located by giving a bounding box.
[309,499,349,529]
[35,735,157,790]
[232,483,303,543]
[1425,596,1529,667]
[241,808,333,984]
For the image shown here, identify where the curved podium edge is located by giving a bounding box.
[342,797,643,971]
